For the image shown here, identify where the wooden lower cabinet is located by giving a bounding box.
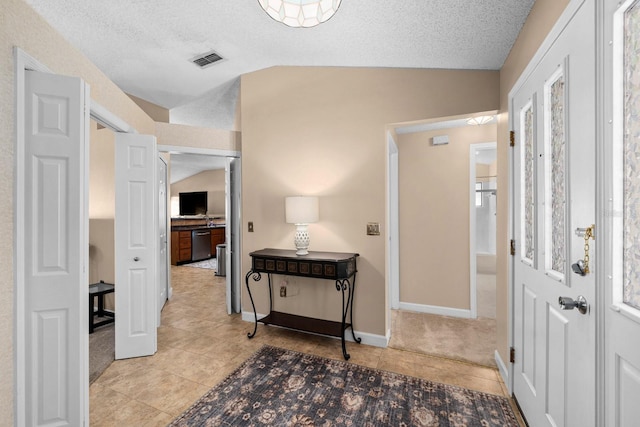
[171,230,193,265]
[171,227,225,265]
[210,227,225,257]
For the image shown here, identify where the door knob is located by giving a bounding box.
[558,295,588,314]
[133,257,140,262]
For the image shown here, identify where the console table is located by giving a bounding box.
[246,248,361,360]
[89,280,115,333]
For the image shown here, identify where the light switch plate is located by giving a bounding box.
[367,222,380,236]
[248,221,254,232]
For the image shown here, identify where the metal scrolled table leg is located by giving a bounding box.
[245,270,261,338]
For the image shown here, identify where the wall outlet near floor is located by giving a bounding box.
[280,286,286,297]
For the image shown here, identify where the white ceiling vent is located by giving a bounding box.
[191,50,224,68]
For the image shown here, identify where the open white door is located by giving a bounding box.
[225,157,241,314]
[20,69,89,426]
[604,1,640,424]
[115,133,158,359]
[510,0,597,425]
[157,156,169,326]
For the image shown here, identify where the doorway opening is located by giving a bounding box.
[470,143,497,320]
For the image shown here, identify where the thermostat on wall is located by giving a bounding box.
[432,135,449,145]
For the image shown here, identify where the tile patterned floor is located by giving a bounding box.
[89,266,523,426]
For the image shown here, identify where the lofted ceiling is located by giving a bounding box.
[28,0,535,130]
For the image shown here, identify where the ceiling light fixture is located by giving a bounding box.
[466,116,495,126]
[258,0,342,28]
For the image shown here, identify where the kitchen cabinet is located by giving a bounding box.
[170,230,193,265]
[171,226,225,265]
[210,227,225,257]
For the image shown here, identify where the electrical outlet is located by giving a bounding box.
[248,221,254,232]
[280,286,286,297]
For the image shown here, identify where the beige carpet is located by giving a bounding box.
[89,322,115,383]
[389,310,497,368]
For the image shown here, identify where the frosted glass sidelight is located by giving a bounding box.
[522,104,535,263]
[549,75,566,275]
[624,1,640,310]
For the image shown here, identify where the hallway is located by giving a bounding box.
[89,266,515,425]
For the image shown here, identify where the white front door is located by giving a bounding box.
[157,156,168,325]
[21,70,89,426]
[511,1,597,425]
[115,133,158,359]
[604,1,640,424]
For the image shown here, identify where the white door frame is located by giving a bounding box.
[157,145,242,315]
[14,47,136,425]
[469,142,497,320]
[386,131,400,327]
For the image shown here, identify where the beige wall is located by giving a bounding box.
[155,122,241,152]
[171,169,226,217]
[495,0,571,363]
[397,123,497,308]
[89,121,116,308]
[128,94,170,123]
[241,66,500,336]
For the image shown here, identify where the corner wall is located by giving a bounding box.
[240,66,500,337]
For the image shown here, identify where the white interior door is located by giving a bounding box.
[21,70,89,426]
[115,133,158,359]
[157,156,168,326]
[511,1,596,425]
[605,1,640,424]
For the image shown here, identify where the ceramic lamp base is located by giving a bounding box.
[294,224,310,255]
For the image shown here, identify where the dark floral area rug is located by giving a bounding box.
[169,345,519,426]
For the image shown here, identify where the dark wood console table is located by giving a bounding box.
[89,280,115,334]
[246,248,361,359]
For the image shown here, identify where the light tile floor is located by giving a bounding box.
[89,266,524,426]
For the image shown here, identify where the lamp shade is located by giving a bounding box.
[285,196,319,224]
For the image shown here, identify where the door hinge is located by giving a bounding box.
[510,239,516,256]
[509,130,515,147]
[510,347,516,363]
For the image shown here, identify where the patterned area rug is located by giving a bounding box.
[170,346,519,426]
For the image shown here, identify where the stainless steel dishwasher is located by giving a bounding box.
[191,229,211,261]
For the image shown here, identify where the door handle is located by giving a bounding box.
[558,295,588,314]
[133,257,140,262]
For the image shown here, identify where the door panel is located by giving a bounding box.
[511,1,596,425]
[158,157,168,325]
[605,0,640,424]
[23,70,88,426]
[115,133,157,359]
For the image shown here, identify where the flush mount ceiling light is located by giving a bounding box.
[258,0,342,28]
[466,116,495,126]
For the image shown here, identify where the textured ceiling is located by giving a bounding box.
[28,0,535,129]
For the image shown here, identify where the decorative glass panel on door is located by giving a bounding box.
[545,68,567,280]
[521,101,535,265]
[623,0,640,310]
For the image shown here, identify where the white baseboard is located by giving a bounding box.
[495,349,510,391]
[241,311,389,348]
[398,302,473,319]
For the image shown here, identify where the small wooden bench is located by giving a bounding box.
[89,280,115,333]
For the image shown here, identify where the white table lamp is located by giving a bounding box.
[285,196,319,255]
